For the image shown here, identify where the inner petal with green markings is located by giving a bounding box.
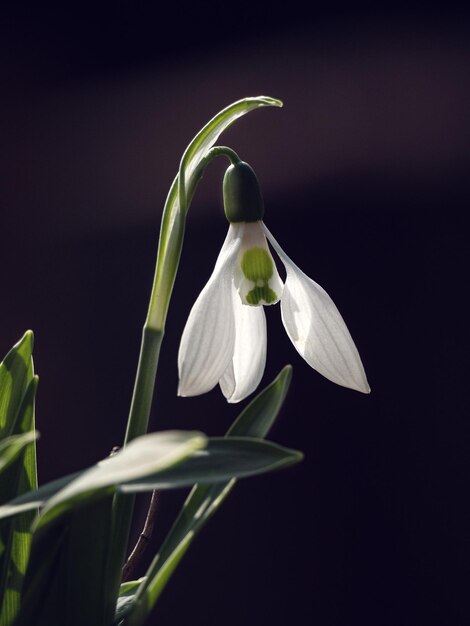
[234,221,283,306]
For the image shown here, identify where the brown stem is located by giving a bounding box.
[121,490,160,581]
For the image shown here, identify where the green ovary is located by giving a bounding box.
[241,247,278,305]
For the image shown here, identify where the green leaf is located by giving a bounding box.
[115,579,146,624]
[120,437,301,493]
[10,423,300,626]
[123,366,294,626]
[148,96,283,330]
[0,432,38,474]
[0,430,300,526]
[37,431,208,527]
[0,333,38,626]
[0,471,82,522]
[119,578,146,598]
[226,364,293,438]
[11,431,207,626]
[0,472,83,522]
[0,331,34,440]
[14,496,116,626]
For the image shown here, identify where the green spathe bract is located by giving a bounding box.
[148,98,281,332]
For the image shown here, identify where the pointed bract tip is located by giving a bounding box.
[255,96,283,108]
[23,329,34,349]
[280,364,293,376]
[12,329,34,353]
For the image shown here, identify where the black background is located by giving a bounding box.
[1,3,470,625]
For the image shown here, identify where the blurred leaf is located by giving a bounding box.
[13,431,206,626]
[0,332,34,440]
[0,333,38,626]
[0,432,37,474]
[119,578,146,598]
[0,472,82,522]
[123,366,294,626]
[0,431,300,525]
[0,471,83,521]
[38,431,207,527]
[114,579,146,624]
[14,496,115,626]
[121,437,301,493]
[9,422,299,626]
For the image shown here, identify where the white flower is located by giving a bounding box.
[178,220,370,403]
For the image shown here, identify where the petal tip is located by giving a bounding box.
[227,397,242,404]
[177,380,194,398]
[344,373,370,394]
[346,373,370,394]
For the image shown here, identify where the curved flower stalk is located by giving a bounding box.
[178,161,370,403]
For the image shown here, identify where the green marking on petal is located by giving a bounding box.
[241,248,274,282]
[240,247,280,305]
[246,286,279,305]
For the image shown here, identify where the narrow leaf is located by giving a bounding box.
[14,496,115,626]
[0,430,300,526]
[0,331,34,439]
[0,333,38,626]
[0,472,81,522]
[0,431,207,527]
[120,437,301,493]
[5,430,206,624]
[115,579,146,624]
[119,578,146,598]
[37,431,207,527]
[0,432,37,474]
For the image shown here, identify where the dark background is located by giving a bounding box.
[1,3,470,625]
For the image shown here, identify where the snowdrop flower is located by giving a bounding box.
[178,160,370,403]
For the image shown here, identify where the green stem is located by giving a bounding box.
[105,327,163,610]
[124,327,163,445]
[107,145,241,604]
[206,146,241,165]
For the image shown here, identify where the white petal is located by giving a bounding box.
[178,225,243,397]
[219,287,267,403]
[263,223,370,393]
